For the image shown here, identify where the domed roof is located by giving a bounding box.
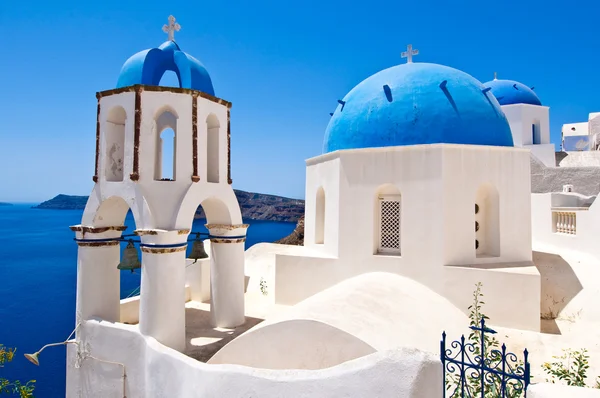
[323,63,513,154]
[482,78,541,106]
[116,41,215,95]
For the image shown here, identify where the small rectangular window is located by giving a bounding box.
[378,196,401,254]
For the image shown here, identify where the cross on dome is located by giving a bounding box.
[162,15,181,42]
[494,72,498,80]
[401,44,419,63]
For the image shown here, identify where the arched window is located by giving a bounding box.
[475,183,500,257]
[207,114,220,183]
[315,187,325,244]
[154,108,178,181]
[104,106,127,182]
[375,184,401,255]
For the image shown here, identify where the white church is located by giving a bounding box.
[36,16,600,398]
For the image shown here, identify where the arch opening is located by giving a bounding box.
[374,184,401,255]
[315,187,325,244]
[158,70,181,88]
[154,109,178,181]
[90,196,141,325]
[207,114,220,183]
[475,183,500,258]
[104,106,127,182]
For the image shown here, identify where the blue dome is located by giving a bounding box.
[324,63,513,153]
[116,41,215,95]
[482,79,541,106]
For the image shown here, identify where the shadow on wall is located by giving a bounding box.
[184,306,263,363]
[533,251,583,334]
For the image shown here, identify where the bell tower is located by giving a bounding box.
[71,16,246,356]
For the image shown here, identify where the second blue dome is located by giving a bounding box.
[482,79,541,106]
[323,63,513,153]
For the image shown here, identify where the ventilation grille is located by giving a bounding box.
[379,199,401,253]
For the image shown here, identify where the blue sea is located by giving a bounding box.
[0,204,295,397]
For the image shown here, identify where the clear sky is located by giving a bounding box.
[1,0,598,202]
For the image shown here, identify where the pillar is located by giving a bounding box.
[137,229,188,352]
[205,223,249,328]
[71,225,127,323]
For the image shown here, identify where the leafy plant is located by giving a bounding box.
[0,345,35,397]
[543,348,600,388]
[259,278,268,296]
[445,282,528,398]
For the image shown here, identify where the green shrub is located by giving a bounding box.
[0,345,35,397]
[445,282,527,398]
[543,348,600,388]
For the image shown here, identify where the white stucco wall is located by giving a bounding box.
[532,193,600,257]
[210,272,468,369]
[528,383,600,397]
[526,144,556,167]
[563,122,589,139]
[66,319,442,398]
[276,144,540,331]
[502,104,551,146]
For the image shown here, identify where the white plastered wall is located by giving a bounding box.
[66,320,442,398]
[210,272,468,369]
[502,103,555,167]
[275,144,540,331]
[532,193,600,257]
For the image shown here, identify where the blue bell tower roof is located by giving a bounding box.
[116,40,215,96]
[482,79,541,106]
[323,62,513,153]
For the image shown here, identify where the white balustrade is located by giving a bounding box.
[553,211,577,234]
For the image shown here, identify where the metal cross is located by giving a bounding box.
[162,15,181,42]
[494,71,498,80]
[401,44,419,63]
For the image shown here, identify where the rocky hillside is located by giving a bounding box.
[195,190,304,222]
[276,215,305,245]
[33,194,88,210]
[34,190,305,223]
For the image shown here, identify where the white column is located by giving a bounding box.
[206,223,249,328]
[138,229,188,352]
[71,225,126,323]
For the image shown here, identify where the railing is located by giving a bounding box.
[441,318,531,397]
[552,210,577,235]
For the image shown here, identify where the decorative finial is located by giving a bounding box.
[401,44,419,63]
[494,72,498,80]
[162,15,181,42]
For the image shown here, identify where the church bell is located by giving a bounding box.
[190,233,208,261]
[117,240,141,272]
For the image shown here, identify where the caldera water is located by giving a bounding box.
[0,204,295,396]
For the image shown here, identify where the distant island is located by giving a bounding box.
[0,202,13,206]
[34,190,305,223]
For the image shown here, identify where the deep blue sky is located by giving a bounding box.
[1,0,598,202]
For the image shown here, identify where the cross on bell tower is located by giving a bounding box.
[401,44,419,63]
[162,15,181,42]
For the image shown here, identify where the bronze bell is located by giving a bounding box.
[117,240,141,273]
[190,233,208,260]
